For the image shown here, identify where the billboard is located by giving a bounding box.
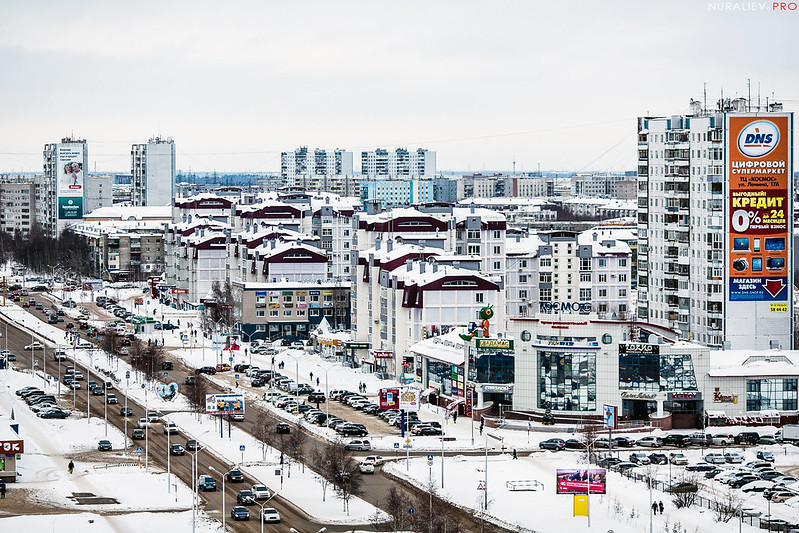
[556,468,606,494]
[58,197,83,219]
[399,387,420,411]
[602,404,617,430]
[224,335,241,351]
[379,387,399,409]
[726,114,791,302]
[57,145,85,221]
[205,393,245,415]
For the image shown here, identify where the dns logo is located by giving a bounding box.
[737,120,780,158]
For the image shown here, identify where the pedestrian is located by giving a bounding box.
[235,380,239,388]
[453,410,458,423]
[658,501,664,514]
[651,502,658,515]
[512,449,517,460]
[310,372,314,381]
[362,383,367,393]
[68,460,74,474]
[316,377,320,387]
[0,479,6,499]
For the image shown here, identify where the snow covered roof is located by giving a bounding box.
[452,206,506,223]
[83,205,172,220]
[577,229,632,255]
[505,234,546,256]
[708,349,799,377]
[408,327,469,366]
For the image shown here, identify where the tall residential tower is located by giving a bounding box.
[131,137,176,207]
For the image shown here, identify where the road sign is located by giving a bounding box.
[54,377,59,382]
[477,480,485,490]
[229,356,233,362]
[240,445,245,452]
[427,458,433,466]
[403,443,412,449]
[135,447,142,455]
[408,507,415,515]
[427,454,434,461]
[125,371,130,379]
[393,442,400,449]
[234,374,240,379]
[163,372,168,377]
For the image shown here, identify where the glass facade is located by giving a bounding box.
[538,351,596,411]
[467,347,515,385]
[746,378,798,411]
[426,360,463,397]
[618,353,697,391]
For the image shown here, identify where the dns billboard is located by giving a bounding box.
[726,114,791,302]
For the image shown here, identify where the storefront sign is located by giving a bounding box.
[667,392,701,401]
[371,350,394,359]
[619,343,660,355]
[0,440,23,453]
[539,301,592,313]
[713,388,738,404]
[620,391,659,400]
[344,342,370,349]
[475,338,514,350]
[482,384,513,393]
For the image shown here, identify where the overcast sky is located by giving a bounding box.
[1,1,797,174]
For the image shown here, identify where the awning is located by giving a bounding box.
[446,398,464,410]
[420,387,437,398]
[759,410,780,419]
[706,410,727,419]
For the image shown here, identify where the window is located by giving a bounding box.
[538,351,596,411]
[598,289,607,298]
[619,274,627,282]
[467,244,481,255]
[493,230,501,239]
[283,310,292,317]
[296,310,306,317]
[539,273,551,283]
[493,261,501,270]
[269,310,278,317]
[256,310,265,317]
[598,259,607,268]
[520,260,528,268]
[540,258,551,267]
[619,289,627,297]
[467,229,480,239]
[539,288,552,301]
[579,288,591,301]
[475,293,484,303]
[746,379,798,411]
[598,274,607,283]
[493,246,501,254]
[619,258,627,267]
[310,309,320,317]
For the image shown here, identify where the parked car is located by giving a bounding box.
[663,434,690,447]
[735,432,760,445]
[598,457,623,468]
[564,439,585,450]
[308,392,326,403]
[345,439,371,451]
[669,453,688,465]
[636,436,662,448]
[711,433,736,446]
[724,452,744,464]
[612,436,635,448]
[539,438,566,451]
[704,453,726,465]
[592,438,611,448]
[686,462,717,472]
[97,439,112,451]
[649,453,669,465]
[757,451,775,462]
[687,433,711,446]
[629,452,651,465]
[230,506,249,521]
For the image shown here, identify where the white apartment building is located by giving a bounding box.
[361,148,435,177]
[637,99,793,349]
[131,137,176,207]
[281,147,354,188]
[0,178,35,236]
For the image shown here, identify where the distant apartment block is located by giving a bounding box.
[361,148,435,177]
[0,177,35,236]
[131,137,176,207]
[281,147,354,189]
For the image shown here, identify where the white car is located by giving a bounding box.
[163,422,178,434]
[635,436,662,447]
[137,418,151,429]
[24,342,45,350]
[363,455,384,466]
[261,508,280,523]
[251,484,271,500]
[359,461,375,474]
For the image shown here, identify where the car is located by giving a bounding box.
[230,506,249,521]
[198,475,216,491]
[236,489,255,505]
[226,469,245,483]
[649,453,669,465]
[345,439,371,451]
[360,461,375,474]
[735,432,760,445]
[68,381,81,390]
[686,462,717,472]
[724,452,744,464]
[170,444,185,456]
[636,436,662,448]
[415,426,443,436]
[704,453,726,465]
[759,434,777,445]
[668,481,699,494]
[592,438,611,448]
[759,470,784,481]
[120,407,133,417]
[230,413,245,422]
[662,434,690,447]
[308,392,326,403]
[5,353,15,361]
[163,422,179,434]
[24,341,45,350]
[132,429,145,440]
[97,440,112,451]
[297,383,314,395]
[185,439,199,451]
[38,409,69,419]
[363,455,385,467]
[757,451,775,462]
[137,418,150,429]
[669,453,688,465]
[73,371,84,380]
[539,438,566,451]
[630,453,651,465]
[147,412,160,423]
[252,484,271,500]
[161,361,174,370]
[339,424,369,437]
[687,433,711,446]
[106,394,118,404]
[215,363,231,372]
[273,421,291,434]
[91,386,105,396]
[612,436,635,448]
[612,462,640,472]
[260,508,280,523]
[710,433,736,446]
[760,519,797,532]
[772,475,799,485]
[195,366,216,375]
[770,491,799,503]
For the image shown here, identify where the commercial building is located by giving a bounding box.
[42,137,89,238]
[131,137,176,207]
[636,98,793,349]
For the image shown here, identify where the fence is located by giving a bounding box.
[612,466,795,532]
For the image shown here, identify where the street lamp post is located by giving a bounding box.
[188,445,206,533]
[208,465,226,531]
[86,349,93,423]
[315,364,329,425]
[286,353,299,404]
[254,491,281,533]
[124,374,129,455]
[142,383,149,472]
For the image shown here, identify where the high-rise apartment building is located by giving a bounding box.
[131,137,176,206]
[361,148,435,177]
[636,98,793,350]
[42,137,89,238]
[0,176,35,236]
[280,147,354,189]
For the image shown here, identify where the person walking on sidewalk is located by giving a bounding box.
[0,478,6,499]
[68,460,74,474]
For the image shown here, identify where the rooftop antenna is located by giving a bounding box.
[747,78,751,111]
[757,81,761,111]
[703,82,707,113]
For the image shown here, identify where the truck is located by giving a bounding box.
[777,424,799,443]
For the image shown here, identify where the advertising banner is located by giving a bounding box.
[57,146,84,197]
[556,468,606,494]
[0,439,24,453]
[602,404,617,430]
[205,393,245,415]
[58,197,83,219]
[224,335,241,351]
[399,387,420,411]
[726,114,791,301]
[379,387,399,410]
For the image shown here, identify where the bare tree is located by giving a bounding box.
[287,422,309,471]
[311,440,363,512]
[711,487,743,523]
[199,281,234,335]
[186,375,209,416]
[669,474,699,509]
[252,412,272,460]
[99,330,120,357]
[385,486,411,531]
